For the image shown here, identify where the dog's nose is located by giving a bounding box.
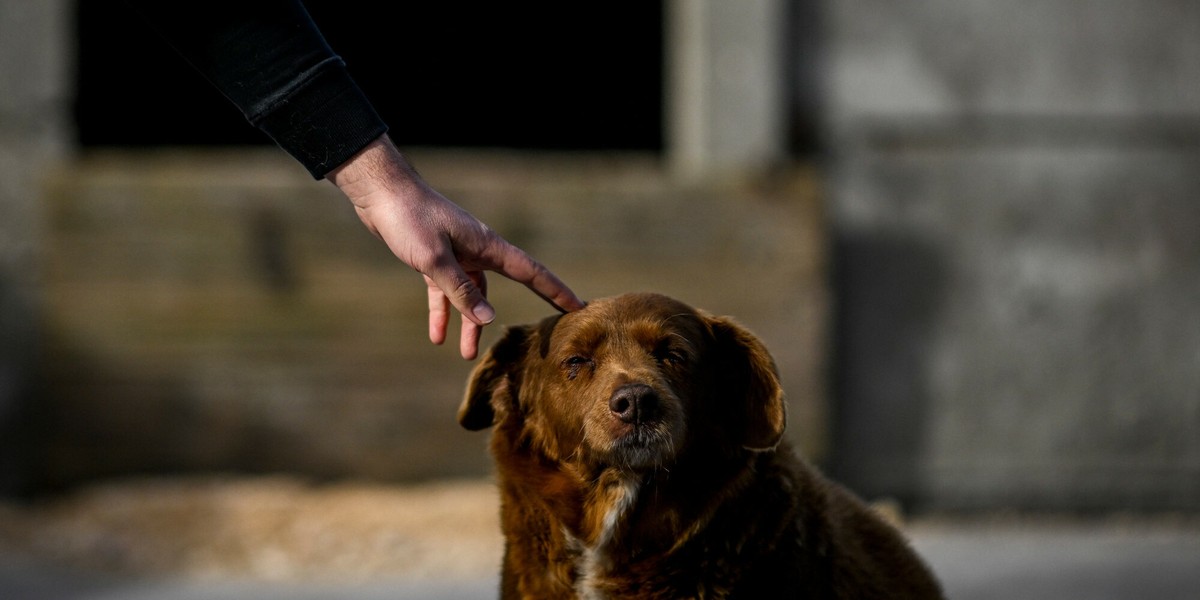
[609,384,658,424]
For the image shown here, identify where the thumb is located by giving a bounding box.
[425,259,495,326]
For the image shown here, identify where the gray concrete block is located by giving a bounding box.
[826,0,1200,124]
[668,0,788,176]
[822,0,1200,511]
[829,146,1200,511]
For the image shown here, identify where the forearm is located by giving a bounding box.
[127,0,387,178]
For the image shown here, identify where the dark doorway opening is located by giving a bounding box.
[75,2,665,152]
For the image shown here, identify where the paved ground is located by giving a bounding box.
[4,519,1199,600]
[910,519,1200,600]
[0,557,495,600]
[1,478,1197,599]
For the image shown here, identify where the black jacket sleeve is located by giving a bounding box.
[127,1,389,179]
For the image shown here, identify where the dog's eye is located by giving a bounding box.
[657,348,689,367]
[561,355,594,380]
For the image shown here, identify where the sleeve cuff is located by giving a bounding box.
[252,65,389,179]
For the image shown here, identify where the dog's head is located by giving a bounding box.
[459,293,786,473]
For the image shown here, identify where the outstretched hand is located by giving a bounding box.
[327,135,585,359]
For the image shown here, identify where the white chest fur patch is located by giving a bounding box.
[571,477,641,600]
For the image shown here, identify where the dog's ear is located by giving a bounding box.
[458,325,532,431]
[708,316,787,451]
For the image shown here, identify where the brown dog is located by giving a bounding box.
[459,292,943,599]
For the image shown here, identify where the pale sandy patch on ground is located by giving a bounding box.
[0,477,504,583]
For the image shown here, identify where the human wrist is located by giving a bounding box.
[327,134,421,202]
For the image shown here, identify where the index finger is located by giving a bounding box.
[491,243,586,314]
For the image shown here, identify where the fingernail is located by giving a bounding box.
[472,302,496,324]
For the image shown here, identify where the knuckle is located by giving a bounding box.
[450,276,479,300]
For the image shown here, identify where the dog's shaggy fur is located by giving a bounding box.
[460,293,943,599]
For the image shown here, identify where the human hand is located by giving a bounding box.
[327,135,585,360]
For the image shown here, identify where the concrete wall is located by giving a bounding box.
[668,0,789,177]
[0,0,71,495]
[31,150,825,491]
[2,0,825,495]
[824,0,1200,511]
[8,0,1200,513]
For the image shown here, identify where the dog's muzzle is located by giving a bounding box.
[605,383,682,470]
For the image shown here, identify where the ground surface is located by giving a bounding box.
[2,477,1199,599]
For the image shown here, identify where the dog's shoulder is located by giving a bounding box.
[669,444,943,599]
[772,448,945,600]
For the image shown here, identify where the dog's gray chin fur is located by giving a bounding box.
[607,426,677,471]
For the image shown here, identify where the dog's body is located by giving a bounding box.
[460,293,943,599]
